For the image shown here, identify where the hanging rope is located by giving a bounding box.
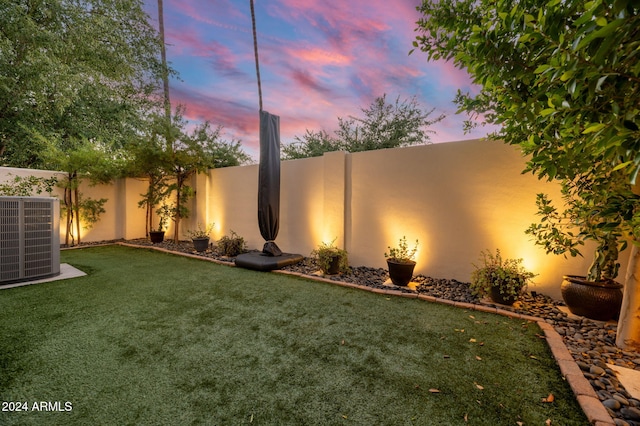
[250,0,263,111]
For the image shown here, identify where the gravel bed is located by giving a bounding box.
[109,240,640,424]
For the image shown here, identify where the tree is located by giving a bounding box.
[148,108,245,243]
[414,0,640,349]
[0,0,163,169]
[41,137,120,246]
[282,94,444,159]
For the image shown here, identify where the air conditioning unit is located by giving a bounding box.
[0,196,60,284]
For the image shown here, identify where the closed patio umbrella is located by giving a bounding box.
[258,110,282,256]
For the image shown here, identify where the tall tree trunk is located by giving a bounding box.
[74,174,81,245]
[173,176,182,243]
[64,176,72,247]
[157,0,171,125]
[617,244,640,350]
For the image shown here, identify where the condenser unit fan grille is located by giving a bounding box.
[0,197,60,284]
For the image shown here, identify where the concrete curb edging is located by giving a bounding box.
[95,243,616,424]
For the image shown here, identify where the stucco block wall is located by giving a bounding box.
[1,139,630,299]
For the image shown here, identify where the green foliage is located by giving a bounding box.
[385,236,419,263]
[185,223,214,240]
[154,205,172,232]
[414,0,640,280]
[40,138,120,246]
[282,94,444,159]
[311,238,349,274]
[216,230,248,257]
[147,108,248,243]
[470,249,536,299]
[0,0,164,169]
[0,174,58,196]
[526,180,633,281]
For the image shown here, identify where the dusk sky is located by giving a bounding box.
[143,0,492,159]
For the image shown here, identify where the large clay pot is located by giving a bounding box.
[387,259,416,286]
[561,275,623,321]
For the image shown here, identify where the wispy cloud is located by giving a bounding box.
[144,0,493,158]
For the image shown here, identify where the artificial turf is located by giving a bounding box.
[0,245,588,425]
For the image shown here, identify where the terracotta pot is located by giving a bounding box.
[192,237,210,253]
[561,275,623,321]
[386,259,416,286]
[149,231,165,243]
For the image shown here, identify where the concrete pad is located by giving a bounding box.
[0,264,86,290]
[606,363,640,400]
[382,278,419,291]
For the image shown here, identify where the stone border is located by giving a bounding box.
[97,243,615,424]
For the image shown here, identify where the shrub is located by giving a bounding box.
[216,231,247,257]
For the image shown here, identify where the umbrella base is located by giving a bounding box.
[235,252,303,271]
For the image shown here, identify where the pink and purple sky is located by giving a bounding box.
[144,0,491,159]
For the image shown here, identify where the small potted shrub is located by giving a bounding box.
[186,223,214,252]
[149,205,171,244]
[311,239,349,275]
[470,249,535,306]
[216,230,247,257]
[384,236,418,286]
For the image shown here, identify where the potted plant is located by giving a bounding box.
[470,249,535,306]
[311,239,349,275]
[384,236,418,286]
[526,187,628,321]
[186,223,214,252]
[148,205,171,243]
[216,230,247,257]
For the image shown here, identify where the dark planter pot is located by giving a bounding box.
[322,255,342,275]
[489,284,519,306]
[387,259,416,286]
[192,237,210,253]
[149,231,165,243]
[561,275,623,321]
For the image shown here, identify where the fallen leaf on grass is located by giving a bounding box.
[545,419,552,425]
[342,414,348,419]
[464,413,468,422]
[516,422,523,426]
[541,393,555,403]
[428,388,440,393]
[530,355,538,360]
[454,328,465,333]
[469,338,477,343]
[469,315,475,319]
[474,382,484,390]
[475,355,482,361]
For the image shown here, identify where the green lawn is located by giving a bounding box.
[0,245,587,425]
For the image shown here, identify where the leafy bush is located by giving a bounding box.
[384,236,419,263]
[311,239,349,274]
[216,231,247,257]
[470,249,535,300]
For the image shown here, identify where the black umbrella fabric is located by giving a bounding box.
[258,110,282,256]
